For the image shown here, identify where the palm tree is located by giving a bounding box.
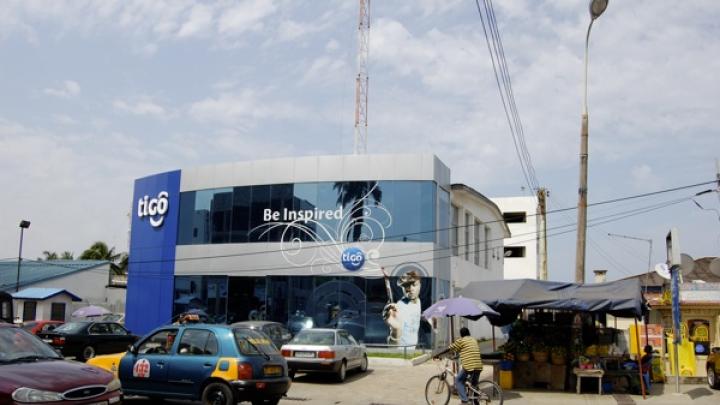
[60,251,74,260]
[333,181,382,242]
[80,241,128,275]
[40,251,59,261]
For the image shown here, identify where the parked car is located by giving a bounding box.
[280,328,368,382]
[231,321,293,349]
[0,322,122,404]
[87,323,290,405]
[707,346,720,389]
[38,321,138,361]
[22,320,65,335]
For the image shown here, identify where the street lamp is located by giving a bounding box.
[575,0,609,283]
[16,220,31,292]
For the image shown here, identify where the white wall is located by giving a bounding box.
[450,187,507,340]
[15,294,75,322]
[491,196,539,280]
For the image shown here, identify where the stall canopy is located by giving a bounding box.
[460,278,647,326]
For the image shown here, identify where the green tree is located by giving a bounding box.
[60,251,74,260]
[39,251,58,261]
[333,181,382,241]
[80,241,126,275]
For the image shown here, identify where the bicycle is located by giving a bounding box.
[425,356,503,405]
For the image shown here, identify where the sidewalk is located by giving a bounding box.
[283,360,720,405]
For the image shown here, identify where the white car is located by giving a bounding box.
[280,328,368,382]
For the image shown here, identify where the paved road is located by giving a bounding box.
[122,360,720,405]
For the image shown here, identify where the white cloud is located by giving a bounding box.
[300,56,347,85]
[43,80,81,98]
[189,90,303,125]
[177,4,213,38]
[218,0,278,36]
[113,99,168,118]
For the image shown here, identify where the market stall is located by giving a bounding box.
[461,278,650,396]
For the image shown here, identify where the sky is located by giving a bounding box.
[0,0,718,283]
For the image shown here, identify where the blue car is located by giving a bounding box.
[88,323,291,405]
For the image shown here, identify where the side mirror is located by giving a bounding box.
[128,344,137,354]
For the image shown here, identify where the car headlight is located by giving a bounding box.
[106,378,122,392]
[12,387,63,402]
[304,319,314,329]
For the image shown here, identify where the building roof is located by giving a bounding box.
[12,287,82,302]
[0,260,109,293]
[450,183,511,237]
[619,257,720,287]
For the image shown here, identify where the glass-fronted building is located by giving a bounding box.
[126,154,463,348]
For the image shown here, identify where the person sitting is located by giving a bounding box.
[433,327,483,405]
[640,345,653,392]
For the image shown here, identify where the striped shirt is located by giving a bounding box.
[449,336,483,371]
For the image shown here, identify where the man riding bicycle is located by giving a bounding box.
[433,327,483,405]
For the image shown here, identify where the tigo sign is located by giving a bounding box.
[137,191,169,227]
[341,247,365,271]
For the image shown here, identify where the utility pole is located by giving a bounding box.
[353,0,370,154]
[537,188,548,280]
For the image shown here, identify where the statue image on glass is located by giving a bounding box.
[383,270,422,347]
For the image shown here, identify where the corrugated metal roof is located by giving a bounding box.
[12,287,82,301]
[0,260,108,292]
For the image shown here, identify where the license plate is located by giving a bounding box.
[294,351,316,358]
[264,365,283,376]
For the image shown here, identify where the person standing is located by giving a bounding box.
[433,327,483,405]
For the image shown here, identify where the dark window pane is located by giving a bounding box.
[231,187,251,243]
[270,184,294,241]
[293,183,318,242]
[249,185,271,242]
[50,303,65,321]
[22,302,37,321]
[503,212,527,223]
[177,192,196,245]
[504,246,525,258]
[210,189,233,243]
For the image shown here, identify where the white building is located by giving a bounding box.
[491,196,541,280]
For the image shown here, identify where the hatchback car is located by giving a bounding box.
[0,323,122,404]
[87,323,291,405]
[231,321,293,349]
[22,320,65,335]
[38,321,138,361]
[281,328,368,381]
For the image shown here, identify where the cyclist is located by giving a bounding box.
[433,327,483,405]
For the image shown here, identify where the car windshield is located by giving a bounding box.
[233,328,279,356]
[21,322,37,331]
[290,330,335,346]
[0,328,62,362]
[53,322,87,333]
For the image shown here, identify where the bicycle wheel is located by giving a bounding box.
[425,375,451,405]
[472,380,503,405]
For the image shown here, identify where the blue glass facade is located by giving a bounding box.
[177,181,437,245]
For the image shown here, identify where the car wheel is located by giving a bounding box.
[336,360,347,382]
[709,366,720,389]
[81,345,96,361]
[201,382,234,405]
[360,354,368,372]
[288,369,296,379]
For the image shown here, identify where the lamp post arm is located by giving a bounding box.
[583,19,594,115]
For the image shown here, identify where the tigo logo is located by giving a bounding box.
[137,191,169,228]
[341,247,365,271]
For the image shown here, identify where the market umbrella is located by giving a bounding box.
[422,296,499,321]
[72,305,111,318]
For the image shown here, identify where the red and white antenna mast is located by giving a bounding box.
[353,0,370,154]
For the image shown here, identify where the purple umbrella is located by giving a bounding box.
[72,305,111,318]
[422,296,499,321]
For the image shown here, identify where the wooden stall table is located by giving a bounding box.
[573,368,604,394]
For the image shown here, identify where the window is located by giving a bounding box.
[484,226,491,268]
[464,213,472,260]
[178,329,218,356]
[503,212,527,223]
[504,246,526,258]
[137,329,179,355]
[22,301,36,321]
[50,303,65,321]
[474,220,481,266]
[89,323,110,334]
[108,323,129,335]
[451,205,459,255]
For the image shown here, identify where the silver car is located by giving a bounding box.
[280,328,368,382]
